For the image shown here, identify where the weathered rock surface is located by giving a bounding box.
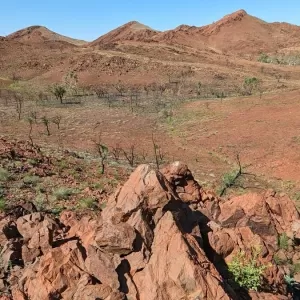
[1,162,299,299]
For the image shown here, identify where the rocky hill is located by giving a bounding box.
[6,25,86,46]
[0,139,299,299]
[150,10,300,54]
[89,21,159,47]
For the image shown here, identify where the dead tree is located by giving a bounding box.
[94,137,108,174]
[14,93,24,120]
[152,133,166,170]
[219,154,255,197]
[29,111,38,124]
[114,81,126,97]
[111,144,123,162]
[27,117,34,146]
[52,116,62,130]
[41,116,51,136]
[123,145,136,167]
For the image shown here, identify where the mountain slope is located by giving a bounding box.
[6,25,87,46]
[93,10,300,54]
[89,21,159,46]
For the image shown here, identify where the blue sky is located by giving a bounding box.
[1,0,300,41]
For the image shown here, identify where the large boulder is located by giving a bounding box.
[131,211,231,300]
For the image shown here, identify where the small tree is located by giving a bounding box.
[29,111,38,124]
[196,81,202,97]
[158,83,167,96]
[243,77,259,95]
[41,116,51,136]
[27,117,34,146]
[152,133,166,170]
[52,116,62,130]
[14,93,23,120]
[114,80,126,96]
[51,85,66,104]
[64,71,78,95]
[94,136,109,174]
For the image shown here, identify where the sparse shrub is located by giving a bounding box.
[100,201,107,210]
[243,77,259,95]
[34,193,47,211]
[78,198,97,209]
[0,168,10,182]
[291,263,300,276]
[228,247,266,291]
[54,187,77,200]
[51,206,64,216]
[23,175,40,186]
[27,159,39,166]
[273,254,287,266]
[0,198,6,212]
[278,233,289,250]
[258,53,271,63]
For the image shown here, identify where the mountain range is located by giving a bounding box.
[1,9,300,87]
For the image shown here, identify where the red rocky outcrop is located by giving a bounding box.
[0,162,299,299]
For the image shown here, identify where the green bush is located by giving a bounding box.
[23,175,40,186]
[34,193,47,211]
[54,187,77,200]
[228,247,266,291]
[0,168,10,182]
[273,254,287,266]
[0,198,7,212]
[78,198,97,209]
[278,233,289,250]
[258,53,271,63]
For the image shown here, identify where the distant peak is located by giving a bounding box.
[26,25,46,31]
[225,9,248,20]
[124,21,154,31]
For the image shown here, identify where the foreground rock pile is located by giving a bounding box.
[1,162,300,299]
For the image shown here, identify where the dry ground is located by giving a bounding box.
[2,89,300,200]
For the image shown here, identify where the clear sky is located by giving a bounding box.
[1,0,300,41]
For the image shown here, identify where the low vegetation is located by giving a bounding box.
[258,52,300,66]
[228,247,266,291]
[278,233,290,250]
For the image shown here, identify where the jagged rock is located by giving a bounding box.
[0,219,20,246]
[18,240,88,299]
[60,212,100,248]
[73,274,125,300]
[16,212,59,262]
[102,164,175,222]
[0,296,11,300]
[249,291,289,299]
[131,211,231,300]
[85,245,120,289]
[208,229,235,258]
[161,161,202,203]
[95,222,136,255]
[1,241,22,270]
